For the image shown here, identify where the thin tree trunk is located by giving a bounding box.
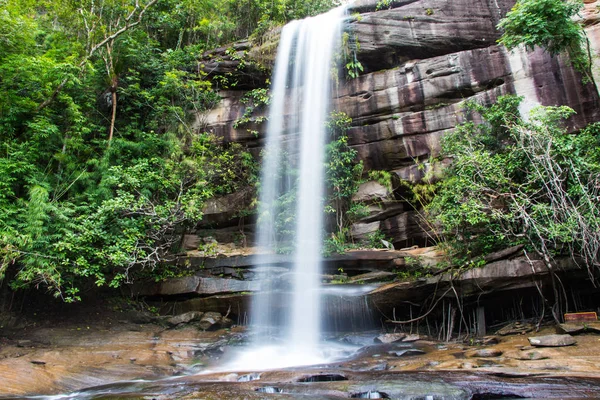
[108,77,117,145]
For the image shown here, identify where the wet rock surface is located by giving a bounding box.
[467,348,503,358]
[2,320,600,398]
[528,334,577,347]
[558,322,600,335]
[375,333,406,344]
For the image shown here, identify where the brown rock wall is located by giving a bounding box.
[197,0,600,245]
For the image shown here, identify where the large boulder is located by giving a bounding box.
[375,333,406,343]
[198,311,224,331]
[528,334,577,348]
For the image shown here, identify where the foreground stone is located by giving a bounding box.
[468,349,503,358]
[528,334,576,347]
[514,350,549,361]
[167,311,203,327]
[0,323,246,396]
[375,333,406,343]
[402,334,421,342]
[198,311,230,331]
[388,349,426,357]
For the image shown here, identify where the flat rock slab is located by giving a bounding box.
[468,349,503,358]
[558,322,600,335]
[528,334,576,347]
[388,349,426,357]
[482,336,499,345]
[402,334,421,342]
[516,350,549,361]
[167,311,204,327]
[375,333,406,343]
[347,271,396,284]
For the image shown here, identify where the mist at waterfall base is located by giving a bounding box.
[223,5,372,371]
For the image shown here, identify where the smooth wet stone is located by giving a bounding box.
[198,312,223,331]
[468,349,503,358]
[528,334,576,347]
[368,362,389,371]
[375,333,406,344]
[388,349,425,357]
[517,351,549,361]
[482,336,499,345]
[167,311,204,327]
[341,333,382,346]
[402,334,421,342]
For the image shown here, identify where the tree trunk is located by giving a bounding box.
[108,76,118,146]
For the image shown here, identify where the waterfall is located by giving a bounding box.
[233,5,347,369]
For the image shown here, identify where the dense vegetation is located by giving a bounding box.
[498,0,593,80]
[0,0,339,301]
[417,0,600,280]
[2,0,598,304]
[426,97,600,285]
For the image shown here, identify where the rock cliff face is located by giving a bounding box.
[132,1,600,321]
[198,0,600,248]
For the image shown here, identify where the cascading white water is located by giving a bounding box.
[231,5,347,370]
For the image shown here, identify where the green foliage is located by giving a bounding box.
[498,0,591,78]
[323,227,354,256]
[345,57,364,79]
[365,230,393,249]
[325,111,363,237]
[340,32,364,80]
[368,170,393,192]
[427,95,600,277]
[376,0,394,11]
[233,87,271,137]
[0,0,265,300]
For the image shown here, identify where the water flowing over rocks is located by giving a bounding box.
[5,1,600,397]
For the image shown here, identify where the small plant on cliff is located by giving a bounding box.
[233,87,271,137]
[340,32,364,80]
[325,111,363,237]
[376,0,394,11]
[368,170,393,192]
[498,0,593,81]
